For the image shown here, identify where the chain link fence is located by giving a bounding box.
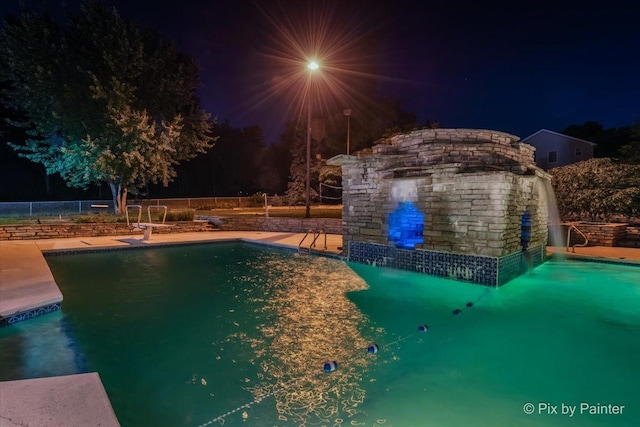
[0,196,290,217]
[0,200,115,217]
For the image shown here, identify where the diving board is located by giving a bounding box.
[126,204,171,240]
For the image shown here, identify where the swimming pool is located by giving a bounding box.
[1,242,638,426]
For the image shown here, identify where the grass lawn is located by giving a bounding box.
[201,205,342,219]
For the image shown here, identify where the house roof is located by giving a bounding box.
[521,129,597,146]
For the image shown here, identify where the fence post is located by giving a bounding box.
[30,202,33,217]
[79,200,82,214]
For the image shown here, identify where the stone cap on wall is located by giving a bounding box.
[390,128,520,146]
[331,128,536,173]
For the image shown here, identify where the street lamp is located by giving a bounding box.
[343,109,352,154]
[305,60,319,218]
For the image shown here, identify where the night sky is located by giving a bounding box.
[2,0,639,144]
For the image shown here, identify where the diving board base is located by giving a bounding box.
[131,223,172,240]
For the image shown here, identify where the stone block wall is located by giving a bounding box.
[333,128,546,257]
[622,227,640,248]
[565,222,629,247]
[207,217,343,234]
[0,221,215,240]
[341,160,548,258]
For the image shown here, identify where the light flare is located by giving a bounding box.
[233,1,418,139]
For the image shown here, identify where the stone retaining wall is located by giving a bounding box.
[622,226,640,248]
[565,222,629,247]
[0,221,215,240]
[209,217,343,234]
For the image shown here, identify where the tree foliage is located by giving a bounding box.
[284,119,315,205]
[0,1,214,211]
[153,121,268,197]
[561,120,634,158]
[277,97,418,204]
[618,120,640,164]
[320,97,419,156]
[550,158,640,221]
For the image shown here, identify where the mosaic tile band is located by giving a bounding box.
[348,241,543,286]
[0,303,61,327]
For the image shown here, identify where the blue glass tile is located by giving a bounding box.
[1,303,61,327]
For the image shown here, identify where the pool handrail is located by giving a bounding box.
[566,225,588,253]
[298,229,327,253]
[147,205,168,224]
[125,205,142,226]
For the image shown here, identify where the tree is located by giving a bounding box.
[0,1,214,212]
[196,122,265,196]
[284,119,313,205]
[322,97,419,155]
[551,158,640,221]
[561,121,631,158]
[279,96,420,205]
[618,120,640,164]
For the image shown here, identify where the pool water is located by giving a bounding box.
[1,242,638,426]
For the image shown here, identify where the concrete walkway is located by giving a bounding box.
[31,230,344,255]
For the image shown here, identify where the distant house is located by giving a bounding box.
[521,129,596,170]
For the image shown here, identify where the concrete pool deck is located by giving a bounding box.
[547,245,640,263]
[0,373,119,427]
[0,240,63,320]
[1,231,639,426]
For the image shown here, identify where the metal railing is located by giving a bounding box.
[566,225,589,252]
[125,205,168,226]
[298,229,327,253]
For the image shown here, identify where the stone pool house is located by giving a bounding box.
[328,128,552,286]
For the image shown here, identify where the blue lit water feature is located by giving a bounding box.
[0,242,638,426]
[388,201,424,249]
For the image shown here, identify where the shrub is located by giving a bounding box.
[270,194,284,207]
[74,214,126,223]
[166,209,195,221]
[551,158,640,221]
[211,200,239,209]
[248,193,266,207]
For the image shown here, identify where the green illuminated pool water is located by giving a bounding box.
[1,242,638,426]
